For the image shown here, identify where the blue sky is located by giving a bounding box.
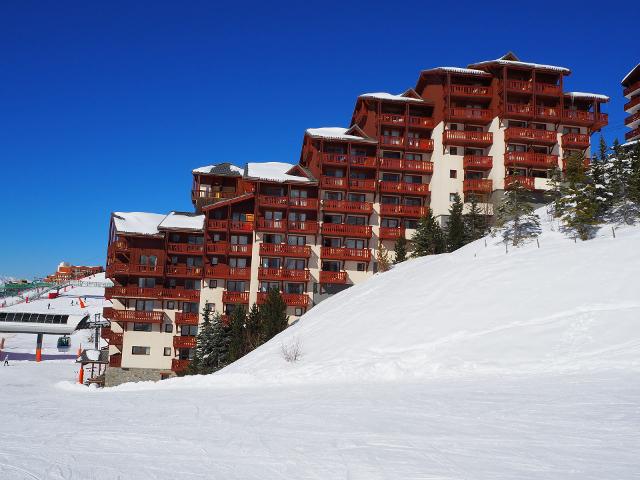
[0,0,637,278]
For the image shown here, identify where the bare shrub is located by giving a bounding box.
[281,337,302,363]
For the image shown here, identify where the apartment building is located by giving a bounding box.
[103,52,608,385]
[622,64,640,145]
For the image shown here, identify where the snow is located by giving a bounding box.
[359,92,425,103]
[245,162,312,183]
[157,211,204,231]
[565,91,610,102]
[305,127,378,143]
[621,63,640,85]
[111,212,166,236]
[421,66,491,76]
[622,139,639,148]
[192,163,245,175]
[1,217,640,478]
[469,58,571,74]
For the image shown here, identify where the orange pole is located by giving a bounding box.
[78,365,84,384]
[35,333,43,363]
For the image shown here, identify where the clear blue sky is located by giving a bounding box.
[0,0,637,279]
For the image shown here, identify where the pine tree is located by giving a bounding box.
[185,304,212,375]
[589,140,611,218]
[260,288,289,343]
[446,193,465,252]
[227,305,246,363]
[609,140,639,224]
[562,182,600,240]
[411,210,446,257]
[376,240,391,272]
[462,195,488,242]
[244,303,262,352]
[495,179,541,246]
[546,166,564,217]
[393,235,407,264]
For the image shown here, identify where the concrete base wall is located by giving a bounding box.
[105,366,175,387]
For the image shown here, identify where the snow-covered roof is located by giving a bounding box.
[421,67,491,77]
[564,92,610,102]
[622,64,640,85]
[468,57,570,74]
[192,163,244,176]
[305,127,378,143]
[245,162,312,183]
[622,139,639,148]
[359,92,425,103]
[158,212,205,231]
[112,212,166,236]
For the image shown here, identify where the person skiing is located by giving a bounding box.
[3,354,9,366]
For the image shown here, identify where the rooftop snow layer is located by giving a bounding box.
[192,163,244,176]
[245,162,311,183]
[359,92,425,103]
[468,58,570,74]
[421,66,491,76]
[564,91,610,102]
[305,127,378,143]
[622,64,640,85]
[158,212,205,231]
[112,212,166,236]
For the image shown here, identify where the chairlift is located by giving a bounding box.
[57,335,71,351]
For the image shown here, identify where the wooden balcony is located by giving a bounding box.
[535,83,562,96]
[563,110,606,126]
[349,156,378,168]
[107,240,129,255]
[322,153,349,166]
[626,127,640,142]
[171,359,190,372]
[380,135,404,147]
[101,327,123,346]
[463,179,493,194]
[447,84,492,98]
[562,133,590,149]
[207,219,228,231]
[173,336,197,349]
[206,241,228,255]
[442,130,493,147]
[505,80,533,93]
[288,221,319,234]
[378,158,433,173]
[289,197,319,209]
[623,80,640,98]
[406,138,434,152]
[505,103,533,119]
[109,354,122,368]
[204,265,251,280]
[319,271,348,284]
[227,244,252,256]
[256,218,286,232]
[175,312,199,325]
[102,307,164,324]
[229,221,254,232]
[505,175,535,191]
[624,95,640,112]
[258,268,310,282]
[259,243,311,257]
[162,289,201,301]
[167,243,204,254]
[379,181,429,196]
[380,114,406,126]
[105,286,164,300]
[165,265,204,278]
[192,190,237,204]
[504,127,557,144]
[322,199,373,214]
[320,247,371,262]
[106,263,164,277]
[379,227,406,240]
[379,204,426,217]
[463,155,493,171]
[321,223,372,238]
[320,176,348,190]
[257,195,289,207]
[535,106,560,121]
[257,292,309,307]
[505,152,559,169]
[446,107,493,124]
[222,291,250,304]
[408,116,436,129]
[624,110,640,127]
[381,114,435,129]
[349,178,376,192]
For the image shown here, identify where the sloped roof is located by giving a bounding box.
[468,52,571,74]
[112,212,166,236]
[420,67,491,77]
[622,64,640,86]
[158,212,205,231]
[245,162,313,183]
[564,92,610,102]
[192,163,244,176]
[305,126,378,143]
[359,89,427,103]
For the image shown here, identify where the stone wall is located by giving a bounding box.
[104,366,175,387]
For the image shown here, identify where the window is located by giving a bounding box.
[405,219,419,229]
[262,257,281,268]
[508,144,526,152]
[323,191,343,201]
[381,218,400,228]
[135,300,154,312]
[209,280,218,288]
[209,256,219,266]
[264,210,284,221]
[322,237,341,247]
[227,281,246,292]
[345,215,366,226]
[345,238,365,249]
[231,235,249,245]
[133,323,152,332]
[188,235,203,245]
[185,279,201,290]
[288,235,306,246]
[180,325,198,336]
[449,123,458,131]
[450,147,458,155]
[138,277,156,288]
[285,283,305,294]
[449,193,457,202]
[356,263,366,272]
[170,233,181,243]
[229,257,247,268]
[323,214,342,224]
[163,347,171,356]
[289,211,307,221]
[131,346,150,355]
[285,258,305,270]
[450,170,457,179]
[381,195,400,205]
[382,172,401,182]
[403,197,421,206]
[183,302,199,313]
[405,153,422,161]
[186,257,203,267]
[164,324,173,333]
[347,192,365,202]
[404,175,422,184]
[381,150,402,159]
[260,281,280,292]
[295,308,303,316]
[263,234,283,244]
[290,189,308,199]
[321,261,341,272]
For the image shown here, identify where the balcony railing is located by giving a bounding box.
[535,83,562,96]
[446,107,493,123]
[504,127,557,144]
[380,135,404,147]
[349,178,376,192]
[505,152,559,169]
[505,80,533,93]
[173,336,197,349]
[222,291,250,304]
[623,80,640,97]
[105,286,164,300]
[257,195,289,207]
[379,204,426,217]
[258,268,310,282]
[259,243,311,257]
[108,240,129,254]
[625,127,640,141]
[206,242,228,255]
[175,312,200,325]
[379,227,406,240]
[380,114,405,125]
[289,197,319,209]
[322,199,373,214]
[406,138,434,151]
[319,271,348,284]
[257,292,309,307]
[207,219,228,231]
[320,176,348,190]
[204,265,251,280]
[321,223,372,237]
[624,111,640,127]
[320,247,371,261]
[380,114,435,129]
[563,110,608,126]
[378,158,433,173]
[505,175,535,191]
[624,95,640,112]
[447,84,492,97]
[463,155,493,170]
[162,289,201,301]
[561,133,590,149]
[171,359,190,372]
[256,218,287,232]
[106,263,164,276]
[102,307,164,324]
[535,106,560,120]
[322,153,349,166]
[167,243,204,254]
[379,181,430,195]
[463,179,493,194]
[408,116,436,129]
[349,156,378,168]
[288,221,319,234]
[442,130,493,146]
[505,103,533,117]
[229,221,254,232]
[229,244,252,256]
[165,265,204,278]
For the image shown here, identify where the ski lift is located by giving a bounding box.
[57,336,71,351]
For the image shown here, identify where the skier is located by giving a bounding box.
[47,303,50,310]
[3,354,9,366]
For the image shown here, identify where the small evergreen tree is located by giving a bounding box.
[609,140,639,224]
[546,166,564,217]
[185,303,211,375]
[393,235,407,264]
[446,193,465,252]
[495,179,541,246]
[462,195,488,242]
[559,151,601,240]
[244,303,262,352]
[411,210,446,257]
[260,288,289,343]
[227,305,246,363]
[376,240,391,272]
